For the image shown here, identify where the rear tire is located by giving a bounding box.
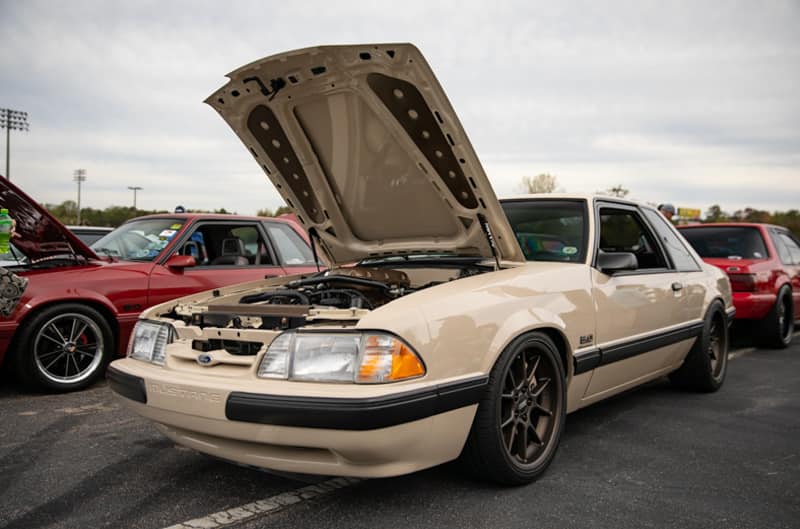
[13,303,113,392]
[669,301,728,393]
[759,288,793,349]
[460,332,566,485]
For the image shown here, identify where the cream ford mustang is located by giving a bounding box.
[108,43,733,485]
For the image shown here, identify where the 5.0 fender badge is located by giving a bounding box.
[197,353,214,366]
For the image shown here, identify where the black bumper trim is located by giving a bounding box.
[225,375,488,431]
[107,366,147,404]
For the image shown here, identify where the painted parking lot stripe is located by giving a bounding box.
[163,477,360,529]
[162,330,800,529]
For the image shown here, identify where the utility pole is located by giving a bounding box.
[73,169,86,225]
[0,108,29,180]
[127,186,143,209]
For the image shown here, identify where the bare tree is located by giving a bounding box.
[604,185,630,198]
[519,173,558,194]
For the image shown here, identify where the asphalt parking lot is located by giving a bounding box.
[1,332,798,529]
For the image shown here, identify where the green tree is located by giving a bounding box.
[256,208,274,217]
[705,204,728,223]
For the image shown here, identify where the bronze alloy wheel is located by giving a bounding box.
[707,314,728,384]
[461,332,566,485]
[500,347,559,467]
[669,302,728,393]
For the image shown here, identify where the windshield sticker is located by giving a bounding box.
[158,229,177,239]
[563,246,578,255]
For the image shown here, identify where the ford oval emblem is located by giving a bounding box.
[197,353,213,366]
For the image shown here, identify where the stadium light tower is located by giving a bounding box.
[128,186,143,209]
[0,108,30,180]
[73,169,87,224]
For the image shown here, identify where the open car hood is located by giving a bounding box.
[206,43,524,265]
[0,178,98,263]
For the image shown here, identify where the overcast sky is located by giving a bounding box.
[1,0,799,216]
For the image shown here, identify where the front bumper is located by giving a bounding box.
[107,360,484,477]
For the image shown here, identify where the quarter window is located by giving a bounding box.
[642,209,701,271]
[778,232,800,265]
[771,231,793,265]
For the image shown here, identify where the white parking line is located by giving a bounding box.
[164,330,800,529]
[163,477,360,529]
[728,331,800,360]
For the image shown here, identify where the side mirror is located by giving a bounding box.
[597,252,638,274]
[165,254,197,270]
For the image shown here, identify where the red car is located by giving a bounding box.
[678,223,800,347]
[0,179,319,391]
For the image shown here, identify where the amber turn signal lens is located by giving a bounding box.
[357,334,425,383]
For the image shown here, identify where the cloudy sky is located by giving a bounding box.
[1,0,799,216]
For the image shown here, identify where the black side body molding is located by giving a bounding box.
[226,375,488,430]
[107,366,147,404]
[573,321,705,375]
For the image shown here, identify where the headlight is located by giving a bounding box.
[128,320,175,365]
[258,332,425,383]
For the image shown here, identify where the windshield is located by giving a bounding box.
[680,226,769,260]
[500,200,588,263]
[91,218,185,261]
[0,244,27,267]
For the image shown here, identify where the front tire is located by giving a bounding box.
[759,288,794,349]
[14,304,113,392]
[669,301,728,392]
[461,332,566,485]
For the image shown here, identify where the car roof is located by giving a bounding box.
[677,222,785,230]
[126,213,294,224]
[499,193,643,208]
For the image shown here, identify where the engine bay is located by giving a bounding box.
[170,261,492,333]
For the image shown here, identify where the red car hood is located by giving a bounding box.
[0,178,98,263]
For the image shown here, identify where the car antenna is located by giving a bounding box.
[477,213,501,270]
[308,227,322,273]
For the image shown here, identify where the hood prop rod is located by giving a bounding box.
[308,227,321,273]
[477,213,501,270]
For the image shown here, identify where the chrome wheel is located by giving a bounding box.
[500,347,560,466]
[33,313,105,384]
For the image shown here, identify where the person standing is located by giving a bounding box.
[658,203,676,221]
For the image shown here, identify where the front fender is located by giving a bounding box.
[358,263,594,381]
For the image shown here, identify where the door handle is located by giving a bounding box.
[671,282,683,292]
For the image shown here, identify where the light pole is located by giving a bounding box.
[73,169,86,224]
[127,186,143,209]
[0,108,29,180]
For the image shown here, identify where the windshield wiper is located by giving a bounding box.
[93,247,119,261]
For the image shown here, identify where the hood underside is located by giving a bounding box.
[0,178,97,263]
[206,43,524,265]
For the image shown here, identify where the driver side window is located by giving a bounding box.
[598,208,668,270]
